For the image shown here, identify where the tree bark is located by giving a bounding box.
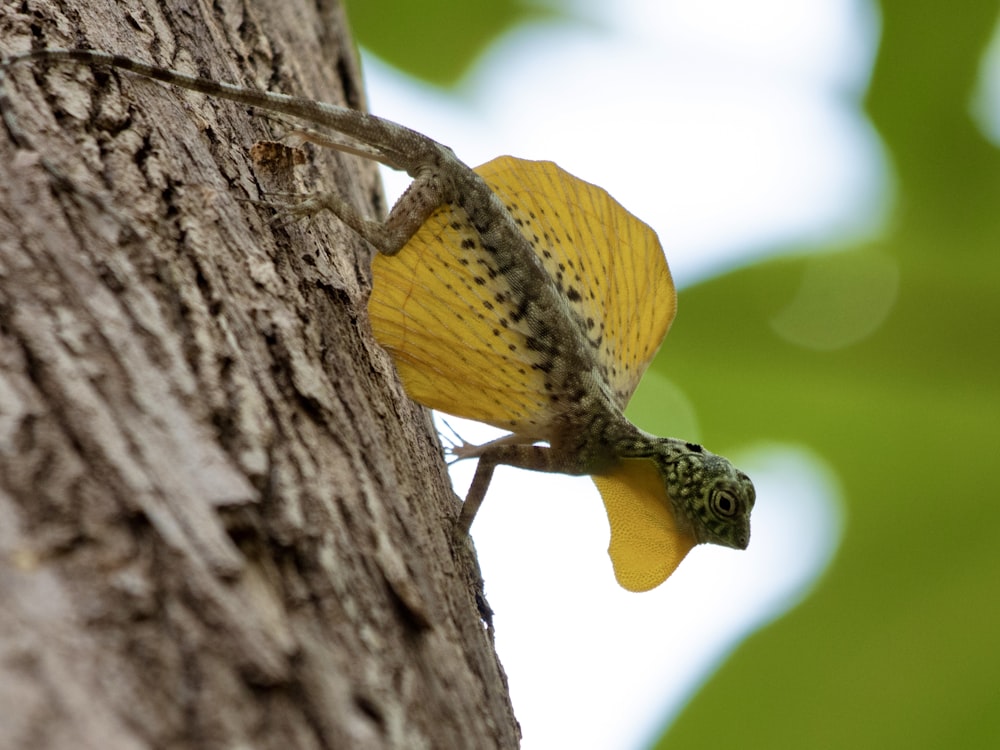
[0,1,519,748]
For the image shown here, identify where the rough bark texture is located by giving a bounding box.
[0,1,519,748]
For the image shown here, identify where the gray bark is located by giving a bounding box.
[0,1,519,748]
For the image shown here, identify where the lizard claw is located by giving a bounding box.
[438,419,483,464]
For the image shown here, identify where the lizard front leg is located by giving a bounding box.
[458,444,591,534]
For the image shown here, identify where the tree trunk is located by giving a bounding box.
[0,2,519,748]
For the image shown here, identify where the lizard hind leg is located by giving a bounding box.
[255,119,454,257]
[273,122,393,167]
[267,188,406,251]
[264,168,449,257]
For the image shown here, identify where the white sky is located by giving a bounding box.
[361,1,881,748]
[973,12,1000,145]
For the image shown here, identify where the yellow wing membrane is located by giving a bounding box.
[368,156,676,433]
[368,185,552,433]
[476,158,676,410]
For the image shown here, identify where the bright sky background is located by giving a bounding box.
[361,1,883,748]
[973,13,1000,145]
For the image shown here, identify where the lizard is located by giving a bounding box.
[0,48,755,591]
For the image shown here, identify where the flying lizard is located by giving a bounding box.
[0,49,755,591]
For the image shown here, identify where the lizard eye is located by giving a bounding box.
[711,490,738,518]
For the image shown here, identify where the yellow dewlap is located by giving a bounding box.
[593,459,696,592]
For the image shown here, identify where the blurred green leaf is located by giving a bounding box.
[344,0,561,86]
[653,1,1000,746]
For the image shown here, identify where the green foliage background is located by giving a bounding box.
[347,0,1000,746]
